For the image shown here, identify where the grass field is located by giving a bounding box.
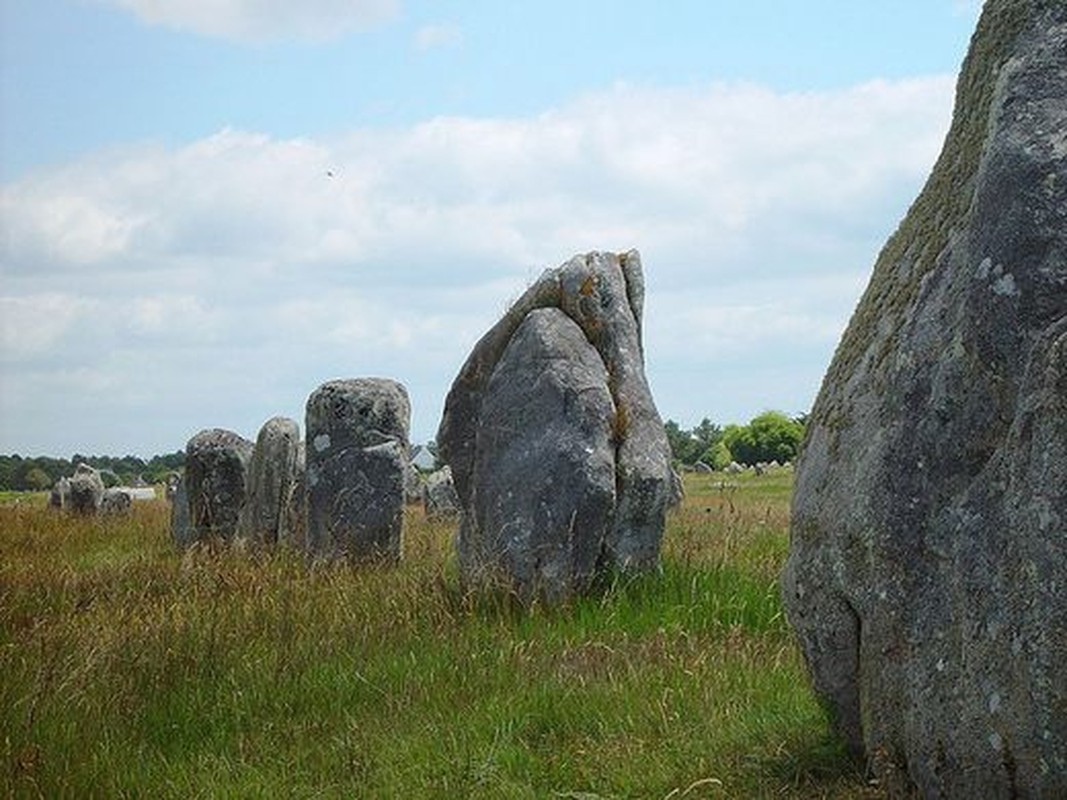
[0,472,876,799]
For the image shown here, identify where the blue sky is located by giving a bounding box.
[1,0,982,457]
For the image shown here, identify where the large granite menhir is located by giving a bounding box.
[438,250,673,601]
[305,378,410,562]
[782,2,1066,797]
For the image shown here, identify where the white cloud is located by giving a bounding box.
[0,75,955,454]
[414,23,463,51]
[102,0,399,42]
[0,294,95,360]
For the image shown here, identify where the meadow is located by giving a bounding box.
[1,472,877,799]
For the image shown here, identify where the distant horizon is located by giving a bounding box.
[1,1,983,456]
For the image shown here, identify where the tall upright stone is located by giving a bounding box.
[49,477,70,510]
[305,378,410,562]
[782,3,1066,797]
[285,440,308,551]
[169,474,194,548]
[237,416,302,547]
[185,428,254,543]
[438,250,673,600]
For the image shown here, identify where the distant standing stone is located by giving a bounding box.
[404,460,424,505]
[100,488,132,515]
[237,416,302,546]
[422,465,460,518]
[185,428,254,542]
[305,378,410,562]
[68,463,104,515]
[170,474,194,548]
[49,477,70,510]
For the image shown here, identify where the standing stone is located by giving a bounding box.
[782,3,1066,797]
[460,308,617,600]
[422,466,460,518]
[169,473,194,548]
[100,488,132,515]
[305,378,410,562]
[164,472,181,502]
[438,250,673,600]
[49,477,70,510]
[285,440,307,551]
[236,416,302,546]
[68,463,104,515]
[185,428,254,542]
[404,461,424,505]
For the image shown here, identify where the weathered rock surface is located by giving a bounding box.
[100,488,132,514]
[782,3,1067,797]
[169,474,194,547]
[184,428,254,542]
[49,477,70,510]
[422,465,460,518]
[305,378,410,562]
[237,416,302,546]
[438,250,673,600]
[285,441,307,550]
[68,463,104,515]
[404,460,424,504]
[457,308,617,600]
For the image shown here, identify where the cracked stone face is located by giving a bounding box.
[438,250,673,601]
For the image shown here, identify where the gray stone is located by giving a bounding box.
[457,308,616,600]
[165,472,181,502]
[305,378,410,562]
[237,416,302,546]
[404,460,424,504]
[49,477,70,510]
[169,474,194,547]
[668,467,685,509]
[100,488,132,515]
[284,441,307,551]
[68,463,104,515]
[185,428,254,542]
[422,465,460,518]
[781,3,1067,797]
[438,250,673,600]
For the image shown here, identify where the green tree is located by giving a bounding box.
[723,411,804,465]
[24,466,52,491]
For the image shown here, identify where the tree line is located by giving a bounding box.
[0,409,806,491]
[664,410,807,469]
[0,452,185,492]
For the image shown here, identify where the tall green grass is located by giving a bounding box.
[1,473,875,798]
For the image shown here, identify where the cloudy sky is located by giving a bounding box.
[1,0,982,458]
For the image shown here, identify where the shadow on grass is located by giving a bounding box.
[757,731,878,797]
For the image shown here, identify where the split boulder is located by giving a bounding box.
[438,250,673,600]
